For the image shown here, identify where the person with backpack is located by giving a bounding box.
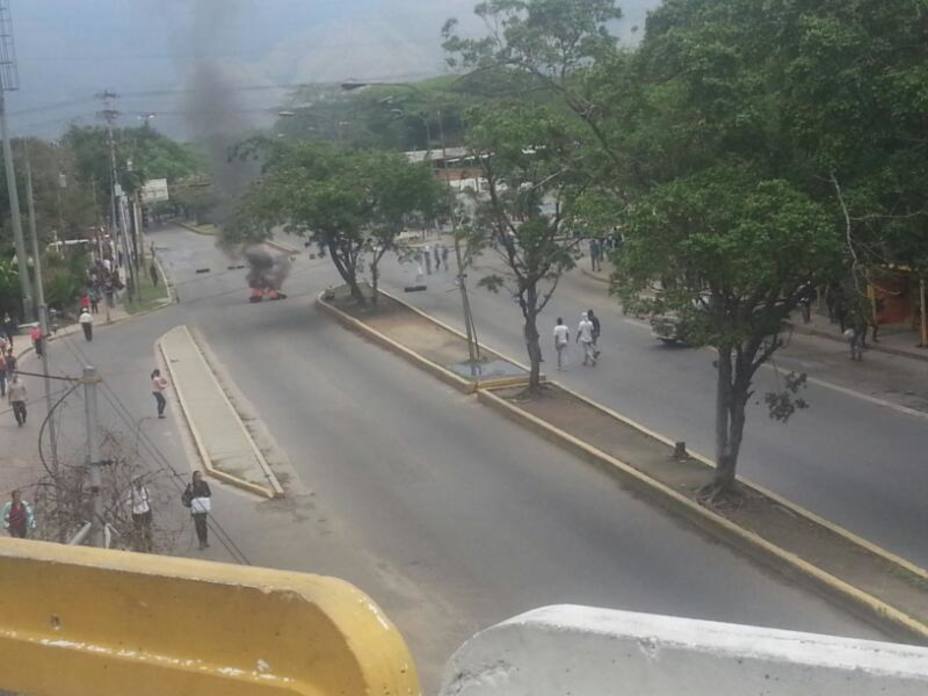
[553,317,570,370]
[79,309,94,342]
[2,490,35,538]
[587,309,601,359]
[183,471,212,550]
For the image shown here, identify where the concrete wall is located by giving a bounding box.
[439,605,928,696]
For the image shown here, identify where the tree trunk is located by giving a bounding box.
[713,345,736,491]
[327,241,365,305]
[524,312,543,390]
[712,345,749,493]
[371,260,380,306]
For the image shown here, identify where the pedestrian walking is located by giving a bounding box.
[553,317,570,370]
[151,369,169,418]
[127,477,153,552]
[587,308,601,358]
[79,309,94,342]
[8,374,26,426]
[844,327,864,361]
[182,471,212,550]
[433,245,441,271]
[79,291,91,313]
[149,261,159,287]
[577,312,597,366]
[30,324,43,357]
[423,244,432,275]
[0,351,6,398]
[5,349,16,379]
[2,490,35,538]
[441,245,449,271]
[89,286,100,314]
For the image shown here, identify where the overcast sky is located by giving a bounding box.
[8,0,657,139]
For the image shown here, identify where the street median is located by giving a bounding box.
[318,285,928,643]
[158,325,285,499]
[317,284,536,393]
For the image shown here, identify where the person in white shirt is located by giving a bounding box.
[151,369,169,418]
[79,309,94,342]
[127,477,153,552]
[553,317,570,370]
[576,312,597,366]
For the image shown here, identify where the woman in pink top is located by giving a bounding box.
[151,369,169,418]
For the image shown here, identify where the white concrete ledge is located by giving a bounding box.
[439,605,928,695]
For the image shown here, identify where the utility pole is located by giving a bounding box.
[24,143,59,472]
[97,91,135,303]
[82,366,104,548]
[0,0,31,321]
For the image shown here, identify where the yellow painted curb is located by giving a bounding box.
[317,293,476,394]
[158,327,284,499]
[379,288,537,375]
[552,381,928,584]
[175,219,218,236]
[477,387,928,643]
[267,238,300,255]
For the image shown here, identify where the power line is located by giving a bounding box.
[57,332,251,564]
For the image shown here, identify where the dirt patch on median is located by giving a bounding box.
[493,383,928,639]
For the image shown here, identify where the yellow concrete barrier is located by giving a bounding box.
[0,539,419,695]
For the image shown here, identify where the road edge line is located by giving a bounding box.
[158,326,279,499]
[476,386,928,643]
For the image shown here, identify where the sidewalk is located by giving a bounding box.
[792,311,928,363]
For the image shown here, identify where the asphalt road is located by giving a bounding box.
[374,252,928,569]
[29,225,887,690]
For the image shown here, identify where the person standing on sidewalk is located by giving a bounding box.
[183,471,212,550]
[423,244,432,275]
[8,375,27,426]
[577,312,597,366]
[127,477,153,552]
[89,285,100,315]
[2,490,35,538]
[553,317,570,370]
[0,351,6,398]
[151,369,169,418]
[589,239,601,272]
[433,244,441,271]
[30,324,43,357]
[79,309,94,342]
[441,245,449,271]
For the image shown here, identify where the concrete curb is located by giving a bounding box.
[316,293,476,394]
[788,321,928,364]
[476,386,928,643]
[579,267,610,285]
[317,287,928,640]
[158,326,284,499]
[266,238,300,255]
[174,219,217,236]
[377,288,537,376]
[550,382,928,583]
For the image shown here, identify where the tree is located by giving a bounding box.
[465,102,588,390]
[617,167,839,494]
[446,0,868,493]
[237,140,440,304]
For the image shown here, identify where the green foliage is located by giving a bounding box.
[0,256,20,317]
[237,139,441,302]
[42,250,89,310]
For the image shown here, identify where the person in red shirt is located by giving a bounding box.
[29,324,43,357]
[79,291,91,313]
